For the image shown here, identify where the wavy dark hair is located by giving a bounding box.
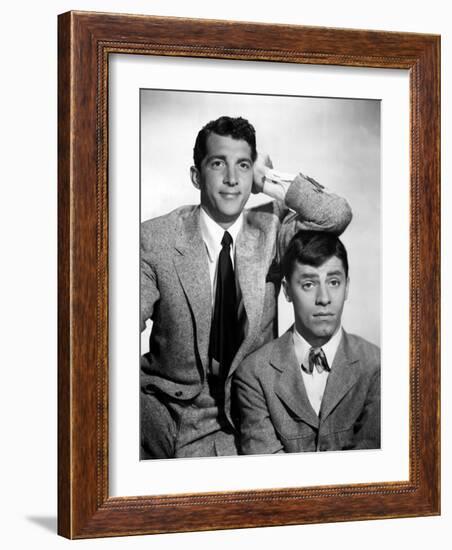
[282,230,349,280]
[193,116,257,170]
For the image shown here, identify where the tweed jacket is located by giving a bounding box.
[140,175,352,427]
[234,329,380,453]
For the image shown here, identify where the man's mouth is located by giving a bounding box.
[220,192,240,199]
[313,313,334,318]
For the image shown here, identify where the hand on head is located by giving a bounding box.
[252,152,273,194]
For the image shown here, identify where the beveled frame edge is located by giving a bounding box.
[57,10,440,539]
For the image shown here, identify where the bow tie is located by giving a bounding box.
[302,347,331,374]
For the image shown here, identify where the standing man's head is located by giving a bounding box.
[282,231,350,347]
[190,116,258,229]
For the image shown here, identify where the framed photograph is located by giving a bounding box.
[58,11,440,538]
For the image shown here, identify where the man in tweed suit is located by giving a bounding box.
[140,116,352,459]
[235,231,380,454]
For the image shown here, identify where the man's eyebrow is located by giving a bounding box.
[326,270,345,277]
[298,272,320,279]
[297,269,344,279]
[204,155,252,164]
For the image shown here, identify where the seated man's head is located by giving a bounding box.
[191,116,258,229]
[282,231,349,347]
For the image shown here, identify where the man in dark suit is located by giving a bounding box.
[235,230,380,454]
[140,116,352,458]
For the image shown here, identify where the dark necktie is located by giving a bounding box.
[210,231,239,381]
[303,347,330,374]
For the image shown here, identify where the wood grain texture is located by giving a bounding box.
[57,10,72,538]
[57,10,440,539]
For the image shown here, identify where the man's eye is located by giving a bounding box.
[329,279,341,287]
[239,162,251,170]
[302,282,314,290]
[210,160,225,169]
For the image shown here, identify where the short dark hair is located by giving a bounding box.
[193,116,257,171]
[282,231,349,281]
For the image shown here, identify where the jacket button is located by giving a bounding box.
[175,391,183,397]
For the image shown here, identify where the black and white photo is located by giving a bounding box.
[139,89,380,460]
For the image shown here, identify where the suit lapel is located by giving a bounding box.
[234,217,266,355]
[173,207,212,370]
[273,331,319,429]
[319,331,360,422]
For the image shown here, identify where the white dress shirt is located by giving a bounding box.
[199,208,243,308]
[199,209,244,376]
[292,327,343,415]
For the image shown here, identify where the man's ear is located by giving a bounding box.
[190,166,201,190]
[282,278,292,303]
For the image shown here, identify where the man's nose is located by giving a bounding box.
[224,165,238,186]
[316,284,331,306]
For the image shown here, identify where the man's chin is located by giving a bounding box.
[204,208,240,227]
[216,209,243,224]
[311,322,338,340]
[313,329,333,339]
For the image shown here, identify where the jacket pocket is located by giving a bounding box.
[276,421,313,440]
[318,427,354,451]
[276,425,316,453]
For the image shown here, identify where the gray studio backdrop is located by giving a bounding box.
[140,89,380,347]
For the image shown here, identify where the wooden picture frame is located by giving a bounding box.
[58,11,440,539]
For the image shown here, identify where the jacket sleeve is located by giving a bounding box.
[274,173,353,262]
[140,226,160,332]
[234,361,285,455]
[284,174,352,235]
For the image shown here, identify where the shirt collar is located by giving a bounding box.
[292,325,343,371]
[199,208,243,263]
